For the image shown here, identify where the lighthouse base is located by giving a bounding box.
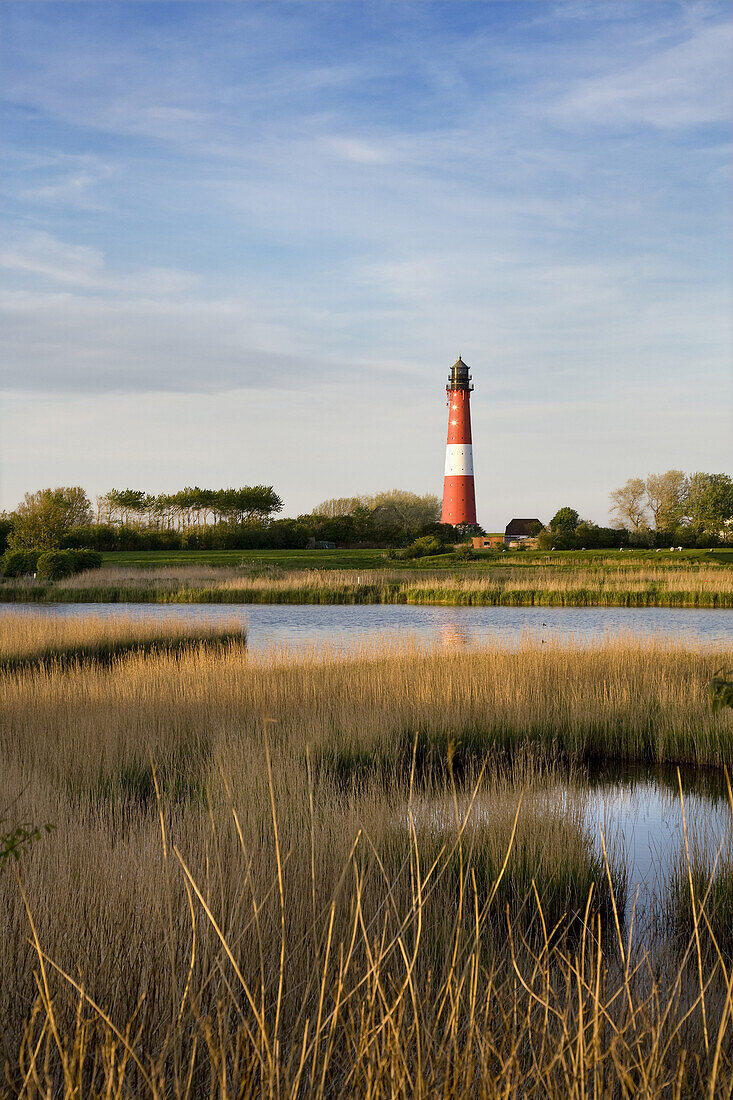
[441,475,477,527]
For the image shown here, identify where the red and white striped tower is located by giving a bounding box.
[440,356,477,527]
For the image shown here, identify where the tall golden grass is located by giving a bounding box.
[2,618,733,1096]
[1,559,731,605]
[2,628,729,783]
[0,610,246,672]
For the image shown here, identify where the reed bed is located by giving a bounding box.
[2,619,733,1095]
[1,560,731,606]
[670,786,733,960]
[2,629,732,789]
[0,610,246,672]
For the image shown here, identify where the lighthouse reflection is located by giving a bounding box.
[437,621,472,648]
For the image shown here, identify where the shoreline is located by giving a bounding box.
[1,585,731,608]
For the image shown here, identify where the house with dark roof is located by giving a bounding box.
[504,518,542,548]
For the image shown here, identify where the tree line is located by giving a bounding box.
[1,474,730,555]
[96,486,284,529]
[0,487,447,552]
[609,471,733,539]
[536,471,733,550]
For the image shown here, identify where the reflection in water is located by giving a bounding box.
[404,765,731,943]
[437,623,471,648]
[476,765,732,939]
[578,769,731,934]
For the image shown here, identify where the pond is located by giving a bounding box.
[565,764,730,936]
[2,601,733,651]
[418,764,732,940]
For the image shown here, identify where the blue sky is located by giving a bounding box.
[1,0,731,528]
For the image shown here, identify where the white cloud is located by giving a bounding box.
[0,287,339,394]
[1,233,105,287]
[0,232,198,295]
[24,170,108,208]
[4,151,115,211]
[327,136,394,164]
[550,20,733,128]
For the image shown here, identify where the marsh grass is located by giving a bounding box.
[674,861,733,961]
[380,773,626,941]
[2,628,732,793]
[0,610,246,672]
[2,618,733,1095]
[670,776,733,962]
[1,559,731,606]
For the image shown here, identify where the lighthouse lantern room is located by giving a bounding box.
[440,356,477,527]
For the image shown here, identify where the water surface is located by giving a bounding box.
[2,601,732,651]
[575,765,730,934]
[429,765,732,939]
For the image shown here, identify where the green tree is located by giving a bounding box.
[98,488,147,526]
[401,535,448,559]
[36,550,77,579]
[9,487,92,550]
[574,521,600,548]
[312,490,441,538]
[536,508,579,550]
[312,495,369,518]
[687,473,733,537]
[216,486,283,525]
[0,513,13,554]
[369,490,441,529]
[118,489,147,527]
[548,507,579,537]
[644,470,688,531]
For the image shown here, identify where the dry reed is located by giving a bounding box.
[0,610,246,672]
[2,628,729,786]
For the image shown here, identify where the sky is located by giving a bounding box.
[1,0,731,529]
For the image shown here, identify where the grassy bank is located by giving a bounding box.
[2,622,733,1095]
[2,559,733,607]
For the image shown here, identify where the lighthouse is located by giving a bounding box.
[440,356,477,527]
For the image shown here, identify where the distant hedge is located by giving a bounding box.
[70,548,103,572]
[1,547,102,580]
[399,536,451,559]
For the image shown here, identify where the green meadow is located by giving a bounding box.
[99,546,733,569]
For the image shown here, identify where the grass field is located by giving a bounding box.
[103,547,395,569]
[3,557,732,607]
[100,546,733,569]
[2,618,733,1096]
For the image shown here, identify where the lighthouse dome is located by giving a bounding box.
[448,356,472,390]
